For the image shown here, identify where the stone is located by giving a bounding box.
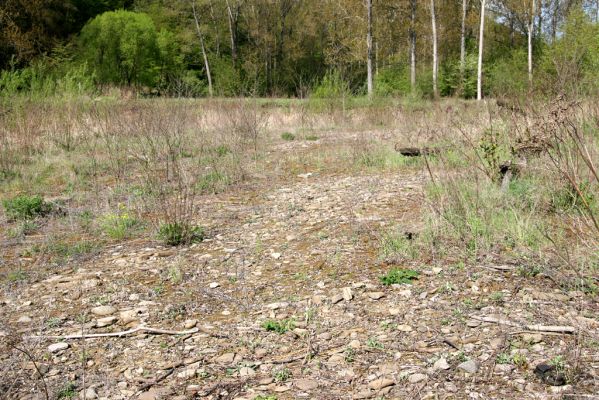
[457,360,479,374]
[522,333,543,344]
[177,369,197,379]
[119,310,139,325]
[389,308,401,316]
[397,325,413,332]
[318,332,332,340]
[409,373,427,384]
[342,287,353,301]
[96,316,117,328]
[349,340,361,349]
[239,367,255,377]
[295,379,318,390]
[367,292,385,300]
[137,389,158,400]
[215,353,237,364]
[17,315,32,323]
[271,253,282,260]
[368,378,395,390]
[331,294,344,304]
[433,358,450,370]
[209,282,219,289]
[80,388,98,399]
[91,306,117,316]
[48,342,69,353]
[184,319,198,329]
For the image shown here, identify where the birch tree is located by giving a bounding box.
[527,0,536,87]
[191,0,213,96]
[477,0,486,100]
[431,0,439,99]
[410,0,417,92]
[460,0,469,79]
[367,0,374,96]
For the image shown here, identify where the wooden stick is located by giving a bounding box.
[470,316,576,334]
[31,326,200,340]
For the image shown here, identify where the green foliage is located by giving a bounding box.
[158,222,204,246]
[281,132,295,141]
[440,54,478,98]
[380,230,418,260]
[551,180,597,213]
[254,396,278,400]
[374,65,411,97]
[196,171,231,194]
[2,195,52,220]
[79,11,178,87]
[488,49,529,99]
[261,319,295,334]
[379,268,419,286]
[100,206,141,240]
[57,382,78,399]
[311,71,351,98]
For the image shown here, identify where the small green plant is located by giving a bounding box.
[7,220,38,238]
[379,268,419,285]
[273,367,291,382]
[255,396,278,400]
[167,266,183,284]
[261,319,295,334]
[489,291,505,304]
[100,206,141,240]
[281,132,295,141]
[3,195,52,221]
[512,352,528,368]
[366,338,384,350]
[496,353,511,364]
[344,347,356,363]
[45,317,62,328]
[549,355,566,372]
[158,222,204,246]
[304,134,319,141]
[57,382,77,399]
[6,269,27,282]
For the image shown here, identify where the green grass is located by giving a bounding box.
[2,194,52,220]
[261,319,295,334]
[281,132,295,141]
[379,268,419,285]
[99,208,141,240]
[158,222,204,246]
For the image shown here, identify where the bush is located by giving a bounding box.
[311,71,351,98]
[158,222,204,246]
[374,65,411,97]
[2,195,52,220]
[100,207,141,240]
[261,319,295,334]
[281,132,295,141]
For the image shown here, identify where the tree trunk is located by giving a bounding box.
[431,0,438,99]
[460,0,468,78]
[528,0,535,89]
[477,0,486,101]
[192,0,213,97]
[410,0,417,92]
[367,0,373,97]
[225,0,238,65]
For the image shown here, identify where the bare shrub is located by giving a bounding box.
[219,99,268,156]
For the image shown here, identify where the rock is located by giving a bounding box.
[368,378,395,390]
[177,368,197,379]
[96,316,117,328]
[17,315,32,323]
[432,267,443,274]
[137,389,158,400]
[389,308,401,316]
[349,340,361,349]
[398,289,412,298]
[271,253,282,260]
[397,324,413,332]
[433,358,450,370]
[331,294,344,304]
[457,360,479,374]
[209,282,219,289]
[239,367,255,377]
[119,310,139,325]
[318,332,332,340]
[342,287,353,301]
[80,388,98,399]
[215,352,237,364]
[266,302,289,310]
[184,319,198,329]
[295,379,318,391]
[534,363,566,386]
[494,364,514,373]
[409,373,427,384]
[255,348,268,358]
[91,306,116,316]
[48,342,69,353]
[522,333,543,344]
[367,292,385,300]
[328,354,345,364]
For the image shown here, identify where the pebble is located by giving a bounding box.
[389,308,401,316]
[184,319,198,329]
[96,316,117,328]
[80,388,98,399]
[91,306,117,316]
[457,360,479,374]
[331,294,344,304]
[295,379,319,390]
[367,292,385,300]
[433,358,450,370]
[17,315,32,323]
[368,378,395,390]
[209,282,219,289]
[409,373,427,384]
[48,342,69,353]
[239,367,255,377]
[342,287,353,301]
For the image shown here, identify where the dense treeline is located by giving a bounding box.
[1,0,599,98]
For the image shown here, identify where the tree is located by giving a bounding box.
[477,0,486,100]
[367,0,374,96]
[191,0,213,96]
[431,0,439,98]
[460,0,469,80]
[410,0,417,92]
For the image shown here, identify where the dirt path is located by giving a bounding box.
[2,142,598,399]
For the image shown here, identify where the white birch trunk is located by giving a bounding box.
[431,0,438,99]
[192,0,213,97]
[477,0,486,101]
[367,0,373,97]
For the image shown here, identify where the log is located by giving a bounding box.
[394,145,439,157]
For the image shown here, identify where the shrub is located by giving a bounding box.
[311,70,351,99]
[281,132,295,141]
[374,65,411,97]
[158,222,204,246]
[2,195,52,220]
[261,319,295,334]
[100,207,141,240]
[379,268,419,285]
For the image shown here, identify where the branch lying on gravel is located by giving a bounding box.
[470,316,577,334]
[31,326,208,340]
[132,356,205,398]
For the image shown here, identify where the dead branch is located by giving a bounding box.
[31,326,201,340]
[470,315,576,334]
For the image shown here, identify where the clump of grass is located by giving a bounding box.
[7,220,38,238]
[304,134,319,141]
[158,222,204,246]
[197,171,231,194]
[2,194,52,221]
[281,132,295,141]
[100,206,141,240]
[379,268,419,286]
[261,319,295,334]
[380,229,418,260]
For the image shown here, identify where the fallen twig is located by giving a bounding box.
[32,326,201,340]
[470,316,576,334]
[132,356,204,399]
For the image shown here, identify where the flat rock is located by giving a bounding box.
[367,292,385,300]
[342,287,353,301]
[457,360,479,374]
[368,378,395,390]
[408,373,427,384]
[80,388,98,399]
[331,294,344,304]
[239,367,255,377]
[91,306,117,316]
[295,379,319,390]
[48,342,69,353]
[184,319,198,329]
[17,315,32,323]
[433,358,450,370]
[96,316,117,328]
